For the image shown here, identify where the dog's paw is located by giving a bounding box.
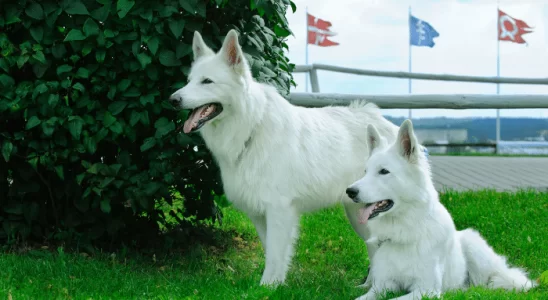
[260,275,284,288]
[356,282,372,289]
[356,267,372,289]
[355,293,376,300]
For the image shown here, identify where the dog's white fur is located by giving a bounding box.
[170,30,399,286]
[349,120,537,300]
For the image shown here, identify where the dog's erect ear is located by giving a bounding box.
[367,124,382,155]
[192,31,214,61]
[220,30,249,75]
[397,119,419,161]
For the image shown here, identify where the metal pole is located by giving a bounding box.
[408,6,412,120]
[496,3,501,154]
[305,6,309,93]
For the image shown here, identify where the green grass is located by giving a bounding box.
[1,190,547,299]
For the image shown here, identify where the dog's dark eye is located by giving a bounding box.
[379,168,390,175]
[201,78,214,84]
[364,169,367,174]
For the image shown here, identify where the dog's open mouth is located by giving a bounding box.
[358,200,394,224]
[183,103,223,133]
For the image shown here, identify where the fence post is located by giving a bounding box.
[495,110,501,154]
[309,68,320,93]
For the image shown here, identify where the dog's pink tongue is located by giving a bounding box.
[358,205,376,225]
[183,106,208,134]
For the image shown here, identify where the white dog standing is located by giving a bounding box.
[169,29,399,286]
[347,120,537,300]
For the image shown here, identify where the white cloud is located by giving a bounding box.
[284,0,548,119]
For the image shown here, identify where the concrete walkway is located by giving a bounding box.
[429,156,548,192]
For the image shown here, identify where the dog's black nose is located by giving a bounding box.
[346,187,359,200]
[168,94,181,107]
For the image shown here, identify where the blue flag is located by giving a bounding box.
[409,15,439,47]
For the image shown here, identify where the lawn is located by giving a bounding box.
[1,190,547,299]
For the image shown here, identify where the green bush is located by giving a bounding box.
[0,0,295,246]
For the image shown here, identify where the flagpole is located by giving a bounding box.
[496,2,501,154]
[305,6,309,93]
[408,6,412,120]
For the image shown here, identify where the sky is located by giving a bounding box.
[283,0,548,119]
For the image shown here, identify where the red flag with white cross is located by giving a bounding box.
[307,13,339,47]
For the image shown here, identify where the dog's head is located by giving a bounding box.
[169,30,252,134]
[346,119,431,225]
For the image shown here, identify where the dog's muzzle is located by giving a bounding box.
[168,93,182,108]
[346,187,360,203]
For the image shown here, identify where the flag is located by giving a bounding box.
[498,9,533,44]
[409,15,439,47]
[307,13,339,47]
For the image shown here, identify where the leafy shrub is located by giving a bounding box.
[0,0,295,246]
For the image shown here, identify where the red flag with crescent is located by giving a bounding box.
[307,13,339,47]
[498,9,533,44]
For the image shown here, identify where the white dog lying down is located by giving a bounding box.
[346,120,537,300]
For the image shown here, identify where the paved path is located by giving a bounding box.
[429,156,548,192]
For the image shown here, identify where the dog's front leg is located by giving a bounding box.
[355,290,377,300]
[392,268,442,300]
[259,203,300,286]
[249,214,267,252]
[356,280,399,300]
[391,289,442,300]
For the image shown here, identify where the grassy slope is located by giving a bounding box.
[1,190,547,299]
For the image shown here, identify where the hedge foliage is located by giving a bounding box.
[0,0,295,246]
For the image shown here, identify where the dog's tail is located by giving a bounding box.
[459,228,536,291]
[348,99,375,108]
